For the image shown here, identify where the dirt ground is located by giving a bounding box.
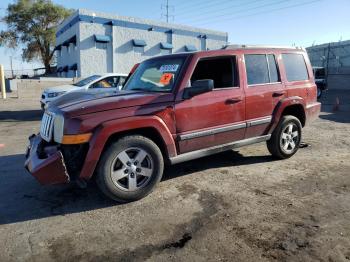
[0,90,349,262]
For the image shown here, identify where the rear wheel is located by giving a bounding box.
[267,116,302,159]
[96,135,164,202]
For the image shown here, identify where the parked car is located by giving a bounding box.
[40,73,127,109]
[312,67,327,98]
[25,45,320,203]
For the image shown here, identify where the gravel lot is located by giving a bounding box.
[0,90,349,262]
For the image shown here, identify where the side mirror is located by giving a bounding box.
[183,79,214,99]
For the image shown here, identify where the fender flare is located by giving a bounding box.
[79,116,176,180]
[268,96,306,133]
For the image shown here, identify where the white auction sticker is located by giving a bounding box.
[159,64,179,72]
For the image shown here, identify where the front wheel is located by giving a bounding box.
[96,135,164,202]
[267,116,302,159]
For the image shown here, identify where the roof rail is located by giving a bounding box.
[222,44,304,50]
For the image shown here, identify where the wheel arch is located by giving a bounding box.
[281,104,306,127]
[103,127,170,163]
[79,116,176,181]
[269,97,306,134]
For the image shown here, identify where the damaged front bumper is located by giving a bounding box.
[24,134,70,185]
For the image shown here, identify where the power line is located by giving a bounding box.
[175,0,216,12]
[193,0,321,26]
[180,0,290,24]
[176,0,264,19]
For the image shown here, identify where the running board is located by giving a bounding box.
[169,135,271,165]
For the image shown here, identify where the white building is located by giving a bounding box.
[55,9,228,78]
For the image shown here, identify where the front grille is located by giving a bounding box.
[40,112,54,142]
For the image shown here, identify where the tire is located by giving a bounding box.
[317,87,323,99]
[96,135,164,202]
[267,115,302,159]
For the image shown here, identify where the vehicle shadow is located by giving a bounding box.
[0,110,43,121]
[0,153,116,225]
[163,150,276,181]
[0,150,276,225]
[319,111,350,124]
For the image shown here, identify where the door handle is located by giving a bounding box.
[272,91,286,97]
[225,97,242,104]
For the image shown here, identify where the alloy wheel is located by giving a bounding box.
[110,147,153,191]
[280,123,299,154]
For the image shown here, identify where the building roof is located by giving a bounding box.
[56,9,227,42]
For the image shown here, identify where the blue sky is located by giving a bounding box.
[0,0,349,71]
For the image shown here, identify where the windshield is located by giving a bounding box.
[123,57,185,92]
[73,75,101,87]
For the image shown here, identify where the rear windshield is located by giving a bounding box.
[123,57,185,92]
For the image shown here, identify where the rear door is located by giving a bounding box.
[243,53,285,138]
[174,55,245,154]
[282,52,314,104]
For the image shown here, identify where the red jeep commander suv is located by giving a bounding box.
[25,45,321,202]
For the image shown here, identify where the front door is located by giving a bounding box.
[243,53,286,138]
[175,56,245,154]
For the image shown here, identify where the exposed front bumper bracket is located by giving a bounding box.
[24,134,70,185]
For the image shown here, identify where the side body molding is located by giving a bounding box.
[79,116,176,180]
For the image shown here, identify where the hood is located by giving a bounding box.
[48,89,173,116]
[44,84,77,93]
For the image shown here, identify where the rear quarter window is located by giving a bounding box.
[282,53,309,82]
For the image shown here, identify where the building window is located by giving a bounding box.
[132,39,146,54]
[160,49,171,55]
[134,46,144,53]
[96,42,108,50]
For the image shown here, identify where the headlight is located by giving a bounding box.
[48,91,65,98]
[53,114,65,143]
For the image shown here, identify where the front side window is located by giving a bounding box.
[123,57,185,92]
[191,56,238,89]
[282,53,309,82]
[91,76,120,88]
[245,54,280,85]
[73,75,101,87]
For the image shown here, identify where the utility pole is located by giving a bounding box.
[326,43,331,86]
[161,0,174,23]
[166,0,169,23]
[10,56,14,78]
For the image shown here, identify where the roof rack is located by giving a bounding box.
[222,44,304,50]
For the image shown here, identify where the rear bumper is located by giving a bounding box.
[305,102,321,124]
[24,134,70,185]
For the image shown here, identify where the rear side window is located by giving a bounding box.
[282,53,309,82]
[191,56,238,89]
[245,54,280,85]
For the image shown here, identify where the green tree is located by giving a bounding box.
[0,0,73,74]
